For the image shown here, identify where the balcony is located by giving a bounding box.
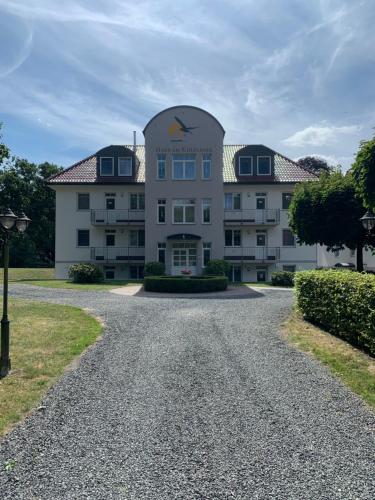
[91,247,145,262]
[224,246,280,262]
[91,209,145,226]
[224,209,280,225]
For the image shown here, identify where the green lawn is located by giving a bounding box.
[0,299,102,436]
[284,311,375,410]
[16,280,142,290]
[1,268,55,282]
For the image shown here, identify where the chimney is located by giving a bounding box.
[133,131,137,152]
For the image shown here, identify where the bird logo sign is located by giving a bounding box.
[168,116,198,142]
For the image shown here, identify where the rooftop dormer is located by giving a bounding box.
[234,145,275,182]
[96,145,138,183]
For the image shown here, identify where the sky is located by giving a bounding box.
[0,0,374,170]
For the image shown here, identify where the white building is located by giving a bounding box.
[49,105,320,282]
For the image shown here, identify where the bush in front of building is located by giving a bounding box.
[295,269,375,356]
[144,275,228,293]
[68,263,104,283]
[144,261,166,276]
[204,259,230,276]
[271,271,295,287]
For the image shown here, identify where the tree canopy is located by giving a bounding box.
[297,156,332,175]
[0,127,62,266]
[288,172,374,271]
[351,136,375,210]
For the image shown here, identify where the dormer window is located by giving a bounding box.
[100,157,114,176]
[239,156,252,175]
[257,156,271,175]
[118,157,132,176]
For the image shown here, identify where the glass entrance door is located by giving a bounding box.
[172,243,197,275]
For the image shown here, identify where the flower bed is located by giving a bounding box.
[143,275,228,293]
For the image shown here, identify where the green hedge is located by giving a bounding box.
[68,263,104,283]
[144,275,228,293]
[295,270,375,356]
[271,271,295,287]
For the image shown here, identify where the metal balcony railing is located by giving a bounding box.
[224,209,280,225]
[224,246,280,261]
[90,247,145,262]
[91,209,145,225]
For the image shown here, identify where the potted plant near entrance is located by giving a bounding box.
[181,269,192,277]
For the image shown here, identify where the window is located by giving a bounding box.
[106,234,115,246]
[224,193,241,210]
[257,156,271,175]
[77,193,90,210]
[157,199,166,223]
[172,243,197,267]
[158,243,166,264]
[106,198,115,210]
[239,156,252,175]
[130,230,145,247]
[225,229,241,247]
[130,265,144,279]
[283,265,296,272]
[202,199,211,224]
[334,250,340,257]
[100,157,114,176]
[282,193,293,210]
[157,154,166,180]
[203,242,212,266]
[257,233,266,246]
[172,154,196,180]
[77,229,90,247]
[282,229,295,246]
[257,269,267,282]
[202,153,212,179]
[104,266,115,280]
[173,199,195,224]
[118,157,132,176]
[350,249,356,257]
[130,193,145,210]
[256,196,266,210]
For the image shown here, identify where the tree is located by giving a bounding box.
[297,156,332,175]
[0,123,10,166]
[288,172,374,271]
[351,136,375,210]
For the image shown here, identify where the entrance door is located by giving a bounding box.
[172,243,197,275]
[257,269,267,282]
[228,265,242,282]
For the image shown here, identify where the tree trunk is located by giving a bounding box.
[356,241,364,272]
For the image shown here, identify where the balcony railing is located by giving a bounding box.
[91,209,145,225]
[224,209,280,225]
[91,247,145,262]
[224,246,280,261]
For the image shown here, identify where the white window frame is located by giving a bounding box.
[77,193,90,211]
[157,199,166,224]
[157,243,166,264]
[202,153,212,180]
[130,193,145,211]
[282,229,295,247]
[224,192,241,210]
[172,154,196,180]
[202,242,212,267]
[118,157,132,177]
[257,156,271,176]
[202,199,212,224]
[157,154,167,180]
[100,157,114,176]
[172,199,195,224]
[129,229,145,247]
[225,229,241,247]
[239,156,253,176]
[77,229,90,247]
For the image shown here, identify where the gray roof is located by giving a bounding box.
[49,145,316,184]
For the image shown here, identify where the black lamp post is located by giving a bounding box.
[0,208,31,378]
[360,210,375,234]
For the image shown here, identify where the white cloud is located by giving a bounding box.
[283,125,361,148]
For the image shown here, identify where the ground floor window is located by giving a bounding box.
[256,268,267,282]
[130,265,144,279]
[158,243,166,264]
[203,242,211,266]
[104,266,115,280]
[172,243,197,267]
[283,265,296,272]
[227,265,242,282]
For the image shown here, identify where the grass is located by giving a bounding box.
[0,299,102,436]
[16,280,142,290]
[283,310,375,410]
[2,268,55,282]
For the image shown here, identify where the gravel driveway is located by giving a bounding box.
[0,284,374,499]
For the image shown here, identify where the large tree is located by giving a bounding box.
[351,136,375,210]
[288,172,374,271]
[297,156,332,175]
[0,129,62,266]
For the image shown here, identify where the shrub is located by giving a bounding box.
[68,263,104,283]
[271,271,295,287]
[204,259,230,276]
[144,275,228,293]
[295,270,375,356]
[144,261,166,276]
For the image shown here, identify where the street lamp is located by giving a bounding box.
[360,210,375,234]
[0,208,31,378]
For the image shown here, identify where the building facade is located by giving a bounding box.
[49,105,319,281]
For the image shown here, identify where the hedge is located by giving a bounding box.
[68,263,104,283]
[144,275,228,293]
[295,270,375,356]
[144,261,166,276]
[271,271,294,287]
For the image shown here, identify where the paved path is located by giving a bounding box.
[0,285,374,499]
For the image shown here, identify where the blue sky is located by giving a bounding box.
[0,0,374,170]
